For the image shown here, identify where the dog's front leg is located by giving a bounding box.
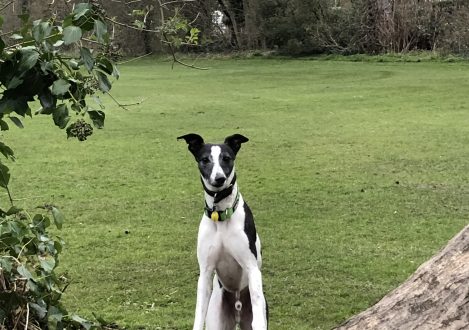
[248,267,267,330]
[193,267,213,330]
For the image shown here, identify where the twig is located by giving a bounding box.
[117,52,153,65]
[0,1,14,12]
[109,0,142,4]
[17,238,35,260]
[106,92,145,110]
[163,32,208,70]
[82,37,101,45]
[160,0,196,6]
[24,303,30,330]
[105,17,160,34]
[189,12,200,25]
[5,185,14,207]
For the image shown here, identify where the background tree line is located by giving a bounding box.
[3,0,469,56]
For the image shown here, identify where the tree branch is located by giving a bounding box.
[105,16,161,34]
[162,32,208,70]
[117,52,153,64]
[0,1,14,12]
[106,92,145,111]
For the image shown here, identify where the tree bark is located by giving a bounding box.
[335,225,469,330]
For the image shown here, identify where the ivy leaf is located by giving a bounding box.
[17,265,34,281]
[32,20,52,42]
[0,142,15,160]
[63,26,82,45]
[80,47,94,72]
[51,206,64,230]
[70,315,93,330]
[96,57,113,75]
[94,19,108,44]
[40,255,56,272]
[0,97,30,117]
[30,303,47,319]
[9,116,24,128]
[95,71,111,93]
[87,110,105,128]
[0,119,8,131]
[52,104,70,129]
[7,76,23,89]
[19,48,40,72]
[39,89,57,112]
[48,305,63,330]
[51,79,71,96]
[0,162,10,189]
[6,206,22,215]
[0,257,12,272]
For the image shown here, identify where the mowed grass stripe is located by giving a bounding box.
[4,58,469,329]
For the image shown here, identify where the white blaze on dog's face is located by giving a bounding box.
[197,145,235,190]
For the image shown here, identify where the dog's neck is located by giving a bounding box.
[202,173,239,212]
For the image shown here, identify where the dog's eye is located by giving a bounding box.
[200,157,210,164]
[222,156,232,162]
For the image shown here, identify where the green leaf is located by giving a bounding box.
[80,47,94,72]
[51,206,64,229]
[0,257,12,272]
[52,104,70,129]
[94,19,108,43]
[0,98,29,116]
[32,20,52,42]
[40,255,56,272]
[9,116,24,128]
[87,110,105,128]
[73,3,91,19]
[0,162,10,188]
[95,71,111,92]
[112,63,120,79]
[70,314,93,330]
[17,265,34,280]
[39,89,57,112]
[48,305,63,330]
[0,120,8,131]
[30,303,47,319]
[97,57,113,75]
[63,26,82,45]
[0,142,15,160]
[6,206,22,215]
[19,48,39,72]
[51,79,71,96]
[7,76,23,89]
[10,33,23,40]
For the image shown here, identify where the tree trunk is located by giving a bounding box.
[218,0,243,48]
[335,225,469,330]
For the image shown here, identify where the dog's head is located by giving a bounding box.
[178,133,249,191]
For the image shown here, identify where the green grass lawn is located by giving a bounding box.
[4,57,469,329]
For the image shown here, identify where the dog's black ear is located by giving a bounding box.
[224,134,249,155]
[177,133,205,157]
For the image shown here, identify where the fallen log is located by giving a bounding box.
[334,225,469,330]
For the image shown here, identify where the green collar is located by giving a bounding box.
[205,192,240,222]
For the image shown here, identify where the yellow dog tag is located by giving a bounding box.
[211,211,219,222]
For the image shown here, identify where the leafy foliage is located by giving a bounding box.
[0,2,122,329]
[0,2,118,139]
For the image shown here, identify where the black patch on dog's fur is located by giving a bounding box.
[243,202,257,259]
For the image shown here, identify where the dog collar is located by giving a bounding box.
[202,174,237,203]
[205,191,240,222]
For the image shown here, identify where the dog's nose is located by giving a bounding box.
[214,176,226,186]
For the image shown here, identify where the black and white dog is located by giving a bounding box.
[178,133,268,330]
